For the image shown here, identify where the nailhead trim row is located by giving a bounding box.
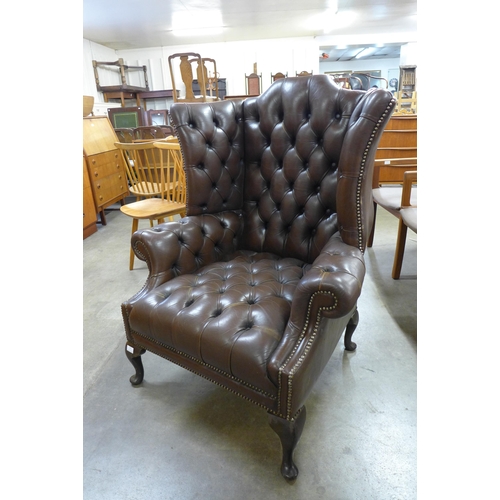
[355,98,396,251]
[277,290,338,420]
[131,330,278,400]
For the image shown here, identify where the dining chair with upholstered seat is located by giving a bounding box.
[367,158,417,278]
[392,170,417,279]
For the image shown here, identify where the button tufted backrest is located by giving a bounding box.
[170,75,395,263]
[170,99,246,216]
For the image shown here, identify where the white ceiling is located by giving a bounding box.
[83,0,417,61]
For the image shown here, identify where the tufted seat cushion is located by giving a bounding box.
[129,251,309,394]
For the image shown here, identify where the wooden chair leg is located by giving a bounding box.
[268,406,307,480]
[129,218,139,270]
[392,219,408,279]
[344,308,359,351]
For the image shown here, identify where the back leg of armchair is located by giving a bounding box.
[125,343,146,385]
[367,202,377,247]
[344,308,359,351]
[392,219,408,280]
[268,406,307,481]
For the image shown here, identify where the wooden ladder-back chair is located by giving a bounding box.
[245,73,262,95]
[191,57,219,100]
[271,71,287,83]
[115,140,186,269]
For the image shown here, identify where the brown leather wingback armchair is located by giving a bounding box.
[121,75,395,479]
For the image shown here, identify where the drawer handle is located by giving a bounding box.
[94,171,99,177]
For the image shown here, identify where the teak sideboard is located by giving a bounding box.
[374,114,417,184]
[83,116,129,227]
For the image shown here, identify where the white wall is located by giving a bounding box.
[83,37,320,107]
[83,37,417,110]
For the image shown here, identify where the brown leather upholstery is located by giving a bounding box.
[121,75,395,479]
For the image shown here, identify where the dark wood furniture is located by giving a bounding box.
[107,106,147,129]
[192,78,226,100]
[137,90,178,110]
[146,109,169,126]
[83,116,129,225]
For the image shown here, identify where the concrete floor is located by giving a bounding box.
[83,206,417,500]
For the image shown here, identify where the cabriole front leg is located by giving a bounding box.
[125,343,146,385]
[344,308,359,351]
[268,406,307,480]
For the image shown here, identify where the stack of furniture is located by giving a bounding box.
[168,52,221,103]
[83,116,129,226]
[92,58,149,107]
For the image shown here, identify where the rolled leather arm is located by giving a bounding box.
[268,233,365,378]
[130,212,243,291]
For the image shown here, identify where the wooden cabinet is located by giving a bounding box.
[374,115,417,184]
[83,156,98,239]
[83,116,129,224]
[192,78,226,100]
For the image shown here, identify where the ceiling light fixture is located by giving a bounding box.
[355,47,378,59]
[172,9,223,37]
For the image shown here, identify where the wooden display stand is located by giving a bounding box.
[83,116,129,225]
[374,115,417,184]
